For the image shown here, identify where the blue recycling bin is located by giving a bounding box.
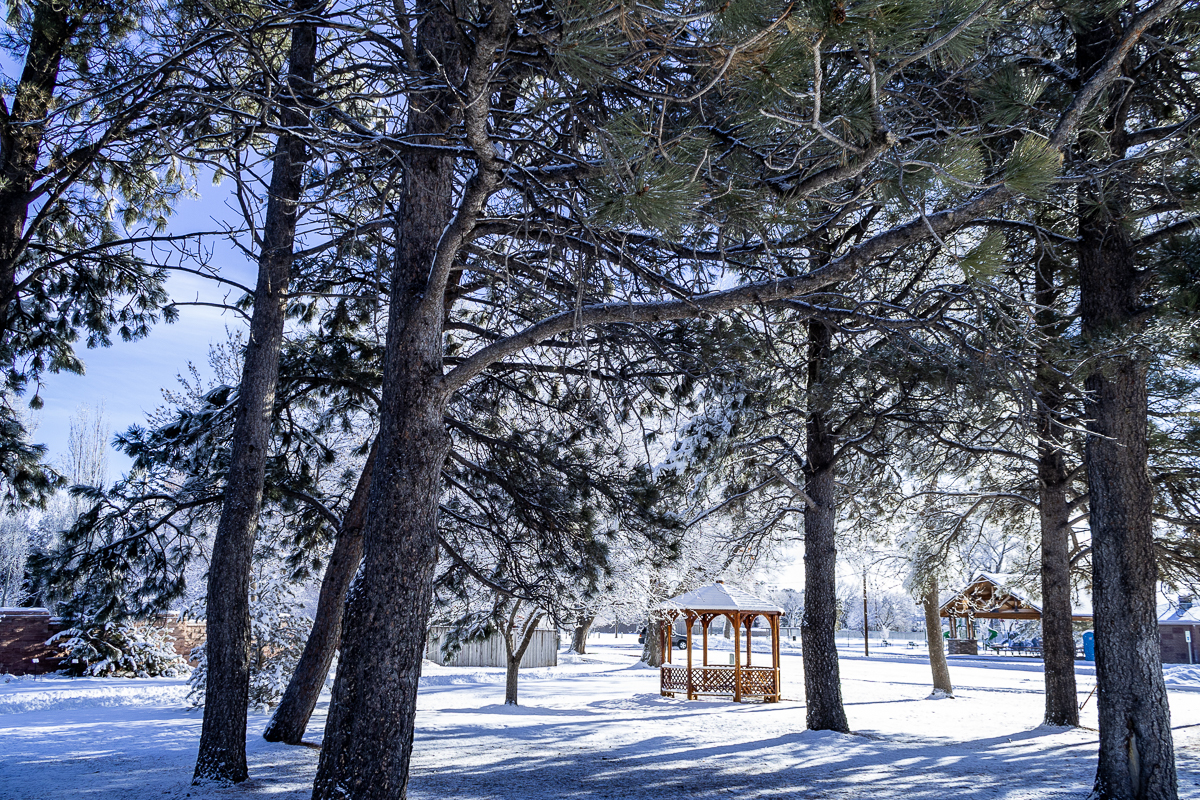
[1082,631,1095,661]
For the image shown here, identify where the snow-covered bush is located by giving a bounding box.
[49,619,187,677]
[187,574,311,712]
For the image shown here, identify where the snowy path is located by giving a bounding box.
[2,638,1199,799]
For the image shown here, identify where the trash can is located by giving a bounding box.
[1082,631,1094,661]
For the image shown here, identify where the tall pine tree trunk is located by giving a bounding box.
[0,2,70,353]
[263,438,377,744]
[309,393,448,800]
[1082,224,1175,798]
[1081,215,1176,798]
[193,7,317,783]
[800,320,849,733]
[1076,16,1176,800]
[1038,438,1078,726]
[310,4,468,797]
[1034,243,1078,728]
[923,579,952,696]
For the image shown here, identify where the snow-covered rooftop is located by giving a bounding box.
[1159,604,1200,625]
[657,582,783,613]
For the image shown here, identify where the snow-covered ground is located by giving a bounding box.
[3,634,1200,799]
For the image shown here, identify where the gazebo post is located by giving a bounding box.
[685,611,695,700]
[702,614,709,667]
[733,611,742,702]
[745,614,752,666]
[771,612,781,702]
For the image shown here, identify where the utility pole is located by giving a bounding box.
[863,566,870,657]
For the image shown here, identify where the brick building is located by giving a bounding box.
[1159,596,1200,665]
[0,608,205,675]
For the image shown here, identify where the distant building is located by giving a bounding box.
[425,625,559,668]
[1159,596,1200,664]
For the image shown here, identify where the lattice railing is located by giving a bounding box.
[660,665,777,699]
[739,666,777,696]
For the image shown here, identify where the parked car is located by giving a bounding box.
[638,628,688,649]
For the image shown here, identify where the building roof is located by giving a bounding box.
[1159,603,1200,625]
[657,582,783,614]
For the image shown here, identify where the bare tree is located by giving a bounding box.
[64,404,109,497]
[502,601,546,706]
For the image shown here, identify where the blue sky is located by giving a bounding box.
[33,189,255,476]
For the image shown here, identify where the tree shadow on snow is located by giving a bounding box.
[405,716,1099,800]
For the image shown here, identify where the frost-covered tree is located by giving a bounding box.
[49,617,187,677]
[0,513,29,606]
[187,570,312,712]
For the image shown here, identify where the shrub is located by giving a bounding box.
[49,619,188,678]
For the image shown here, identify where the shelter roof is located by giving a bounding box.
[940,572,1092,621]
[657,582,783,614]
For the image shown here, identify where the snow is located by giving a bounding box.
[1160,604,1200,625]
[1166,665,1200,688]
[0,675,190,714]
[658,582,784,613]
[2,635,1200,799]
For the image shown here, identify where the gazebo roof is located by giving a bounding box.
[657,582,783,614]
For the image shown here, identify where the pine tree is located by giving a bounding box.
[0,1,211,500]
[1069,3,1199,795]
[192,0,322,783]
[303,0,1165,794]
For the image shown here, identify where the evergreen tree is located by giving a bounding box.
[192,0,322,783]
[1069,3,1199,795]
[302,0,1162,795]
[0,1,209,501]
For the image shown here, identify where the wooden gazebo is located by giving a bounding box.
[656,581,783,702]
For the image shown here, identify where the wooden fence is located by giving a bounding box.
[425,626,559,668]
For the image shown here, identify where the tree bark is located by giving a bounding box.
[800,320,850,733]
[1034,237,1079,728]
[193,7,317,783]
[0,2,71,352]
[309,399,447,800]
[263,438,377,744]
[1081,220,1177,798]
[923,579,953,697]
[1038,429,1078,726]
[1083,236,1175,799]
[309,4,466,797]
[570,614,595,655]
[642,617,664,667]
[1076,15,1176,800]
[504,608,544,706]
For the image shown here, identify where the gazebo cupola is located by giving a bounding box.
[656,581,783,702]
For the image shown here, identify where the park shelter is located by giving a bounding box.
[939,572,1092,655]
[656,582,783,702]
